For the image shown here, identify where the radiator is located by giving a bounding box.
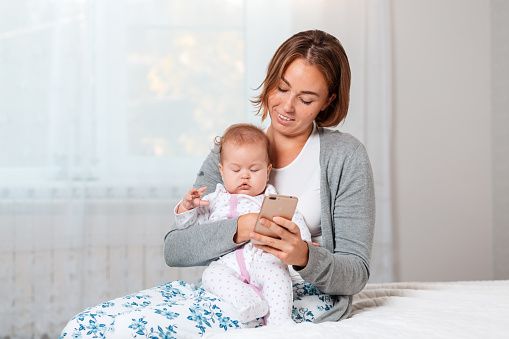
[0,198,206,338]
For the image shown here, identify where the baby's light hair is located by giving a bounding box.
[215,123,271,163]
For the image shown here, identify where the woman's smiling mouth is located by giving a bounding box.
[278,113,294,121]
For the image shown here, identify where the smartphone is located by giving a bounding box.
[251,194,298,245]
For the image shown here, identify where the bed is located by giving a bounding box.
[208,280,509,338]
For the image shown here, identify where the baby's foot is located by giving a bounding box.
[235,297,269,323]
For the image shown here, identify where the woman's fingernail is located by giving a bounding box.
[273,217,280,223]
[250,233,255,238]
[260,219,266,225]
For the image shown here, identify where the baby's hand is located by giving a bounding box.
[177,187,210,214]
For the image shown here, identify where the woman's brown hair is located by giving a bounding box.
[252,30,351,127]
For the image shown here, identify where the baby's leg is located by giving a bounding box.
[250,255,294,326]
[202,260,269,323]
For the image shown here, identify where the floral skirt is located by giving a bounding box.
[60,280,334,338]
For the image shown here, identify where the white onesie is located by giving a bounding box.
[174,183,311,325]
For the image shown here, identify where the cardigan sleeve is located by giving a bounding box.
[297,141,375,296]
[164,149,243,267]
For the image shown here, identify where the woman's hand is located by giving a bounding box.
[234,213,258,244]
[250,216,310,267]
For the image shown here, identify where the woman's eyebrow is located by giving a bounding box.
[281,76,319,96]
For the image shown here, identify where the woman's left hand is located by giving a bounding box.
[250,216,310,267]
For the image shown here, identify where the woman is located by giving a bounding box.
[60,29,375,338]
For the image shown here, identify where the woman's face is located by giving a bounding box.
[267,58,335,138]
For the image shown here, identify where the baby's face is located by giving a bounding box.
[219,143,271,196]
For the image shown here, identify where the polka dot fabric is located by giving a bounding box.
[175,183,312,326]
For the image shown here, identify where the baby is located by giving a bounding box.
[174,123,311,325]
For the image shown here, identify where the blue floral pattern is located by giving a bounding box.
[60,280,334,338]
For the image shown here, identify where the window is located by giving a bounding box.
[0,0,247,197]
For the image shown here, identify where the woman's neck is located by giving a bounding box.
[267,125,313,169]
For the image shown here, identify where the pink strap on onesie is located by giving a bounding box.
[235,247,267,325]
[235,248,265,301]
[228,195,267,324]
[226,194,239,219]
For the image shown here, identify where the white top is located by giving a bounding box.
[268,124,322,245]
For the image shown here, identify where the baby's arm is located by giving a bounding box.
[174,187,214,230]
[176,186,210,214]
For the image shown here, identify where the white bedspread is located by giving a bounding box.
[208,280,509,338]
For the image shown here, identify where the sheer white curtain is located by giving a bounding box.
[0,0,392,337]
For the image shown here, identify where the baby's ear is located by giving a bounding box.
[218,163,224,179]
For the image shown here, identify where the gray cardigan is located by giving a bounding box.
[164,127,375,322]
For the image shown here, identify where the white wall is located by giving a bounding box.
[391,0,493,282]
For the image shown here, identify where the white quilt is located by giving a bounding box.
[208,280,509,338]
